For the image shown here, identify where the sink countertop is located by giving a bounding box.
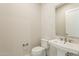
[49,39,79,55]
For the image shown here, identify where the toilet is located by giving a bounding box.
[31,39,49,56]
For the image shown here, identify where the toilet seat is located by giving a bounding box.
[32,46,45,52]
[31,46,46,56]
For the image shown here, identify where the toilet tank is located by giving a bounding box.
[41,39,49,49]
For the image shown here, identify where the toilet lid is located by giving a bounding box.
[32,46,45,52]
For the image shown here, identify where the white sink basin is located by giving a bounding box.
[49,39,79,55]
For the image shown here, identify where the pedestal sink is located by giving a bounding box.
[49,39,79,55]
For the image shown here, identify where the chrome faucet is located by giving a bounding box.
[64,34,73,44]
[64,37,67,44]
[64,33,68,44]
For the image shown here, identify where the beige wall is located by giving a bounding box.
[0,4,41,56]
[56,3,79,36]
[0,3,58,56]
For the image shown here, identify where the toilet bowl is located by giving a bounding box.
[31,39,49,56]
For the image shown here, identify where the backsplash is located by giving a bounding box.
[56,35,79,44]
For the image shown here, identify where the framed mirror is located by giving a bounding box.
[55,3,79,38]
[65,7,79,37]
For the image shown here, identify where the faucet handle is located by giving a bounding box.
[68,39,73,43]
[60,38,63,41]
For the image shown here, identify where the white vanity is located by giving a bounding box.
[49,39,79,56]
[54,6,79,56]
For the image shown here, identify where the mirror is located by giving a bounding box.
[65,8,79,37]
[55,3,79,38]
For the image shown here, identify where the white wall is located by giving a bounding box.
[0,4,41,56]
[41,3,57,56]
[41,3,56,40]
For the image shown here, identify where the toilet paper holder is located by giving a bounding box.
[22,43,29,47]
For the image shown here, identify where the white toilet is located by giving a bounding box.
[31,39,49,56]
